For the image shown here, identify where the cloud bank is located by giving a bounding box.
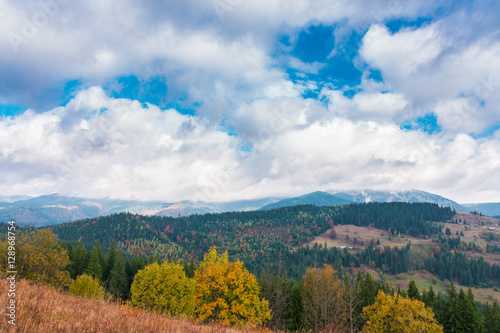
[1,0,499,203]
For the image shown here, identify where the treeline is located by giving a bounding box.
[60,240,154,300]
[286,241,500,287]
[333,202,454,237]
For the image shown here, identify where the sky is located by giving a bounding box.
[0,0,500,204]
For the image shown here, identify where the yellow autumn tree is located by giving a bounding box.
[194,247,271,327]
[0,229,70,288]
[362,290,443,333]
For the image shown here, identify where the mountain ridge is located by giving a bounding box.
[2,190,500,226]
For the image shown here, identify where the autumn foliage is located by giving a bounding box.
[362,290,443,333]
[69,273,105,300]
[194,247,271,327]
[0,229,70,288]
[301,264,345,332]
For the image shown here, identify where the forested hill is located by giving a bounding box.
[42,203,454,276]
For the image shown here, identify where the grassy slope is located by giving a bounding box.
[0,279,271,333]
[306,212,500,303]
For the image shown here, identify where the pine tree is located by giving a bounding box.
[464,287,483,333]
[107,252,128,300]
[94,241,105,271]
[423,286,436,309]
[407,280,420,300]
[86,245,103,282]
[484,301,500,333]
[444,281,462,333]
[288,281,303,331]
[70,241,89,279]
[103,241,117,283]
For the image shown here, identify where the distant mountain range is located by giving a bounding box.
[1,190,499,226]
[0,194,279,226]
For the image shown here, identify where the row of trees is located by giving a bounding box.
[129,253,444,332]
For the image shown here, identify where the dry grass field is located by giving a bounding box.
[308,224,431,250]
[0,279,274,333]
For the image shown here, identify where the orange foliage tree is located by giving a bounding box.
[194,247,270,327]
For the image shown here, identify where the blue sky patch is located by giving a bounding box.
[400,113,442,134]
[292,25,335,63]
[386,17,433,34]
[105,75,169,109]
[0,104,26,118]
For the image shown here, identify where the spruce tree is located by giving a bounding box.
[484,301,500,333]
[426,286,437,308]
[70,241,89,279]
[94,241,105,271]
[407,280,420,300]
[464,287,483,333]
[107,252,128,299]
[444,281,462,333]
[86,245,103,282]
[103,240,117,283]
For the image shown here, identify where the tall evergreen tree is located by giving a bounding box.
[94,240,105,271]
[484,301,500,333]
[288,281,303,332]
[107,252,128,299]
[69,241,89,279]
[407,280,420,300]
[423,286,437,309]
[86,245,103,282]
[444,281,462,333]
[464,287,483,333]
[103,240,117,283]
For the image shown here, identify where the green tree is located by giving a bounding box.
[288,281,304,331]
[259,264,290,331]
[94,241,106,272]
[68,241,89,279]
[484,301,500,333]
[86,245,103,281]
[422,286,436,309]
[444,281,462,333]
[407,280,420,300]
[460,287,483,333]
[107,252,128,299]
[69,274,105,300]
[103,240,117,283]
[194,247,270,327]
[130,261,195,316]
